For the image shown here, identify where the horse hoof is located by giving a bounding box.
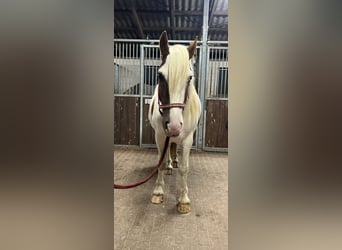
[165,168,173,175]
[177,203,191,214]
[151,194,164,204]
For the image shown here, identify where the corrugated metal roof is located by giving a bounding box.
[114,0,228,41]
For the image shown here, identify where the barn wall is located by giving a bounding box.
[114,96,140,145]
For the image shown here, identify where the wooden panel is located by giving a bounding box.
[114,96,139,145]
[142,98,155,145]
[205,100,228,148]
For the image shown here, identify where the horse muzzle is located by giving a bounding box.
[165,121,183,137]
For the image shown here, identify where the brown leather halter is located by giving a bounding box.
[158,76,192,116]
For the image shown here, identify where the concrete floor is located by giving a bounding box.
[114,147,228,250]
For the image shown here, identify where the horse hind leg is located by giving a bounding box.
[170,142,178,168]
[165,144,173,175]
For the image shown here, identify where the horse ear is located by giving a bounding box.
[188,36,198,59]
[159,31,169,60]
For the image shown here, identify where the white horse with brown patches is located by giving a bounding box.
[148,31,201,214]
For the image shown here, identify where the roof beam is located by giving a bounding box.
[137,28,226,33]
[174,11,203,15]
[115,27,226,33]
[115,10,203,15]
[142,27,201,32]
[115,27,137,32]
[115,9,169,15]
[129,0,144,39]
[212,10,228,16]
[115,9,226,17]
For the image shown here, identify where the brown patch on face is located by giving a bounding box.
[183,77,191,104]
[158,73,170,129]
[158,73,169,106]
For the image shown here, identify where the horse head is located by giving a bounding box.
[157,31,198,137]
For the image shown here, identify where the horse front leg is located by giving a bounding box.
[177,137,192,214]
[151,133,167,204]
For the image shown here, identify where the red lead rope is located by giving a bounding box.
[113,137,170,189]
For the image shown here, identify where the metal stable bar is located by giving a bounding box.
[139,44,144,147]
[218,48,222,96]
[207,48,212,98]
[125,58,129,93]
[132,42,135,59]
[207,41,228,45]
[214,48,219,96]
[194,45,203,149]
[114,38,227,45]
[197,0,210,150]
[148,47,151,94]
[115,42,118,59]
[223,54,228,97]
[114,94,140,97]
[114,38,205,44]
[207,46,228,50]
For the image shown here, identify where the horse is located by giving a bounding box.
[148,31,201,214]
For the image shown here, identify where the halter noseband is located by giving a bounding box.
[158,76,192,116]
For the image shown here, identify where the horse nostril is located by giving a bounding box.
[164,121,169,129]
[180,122,183,127]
